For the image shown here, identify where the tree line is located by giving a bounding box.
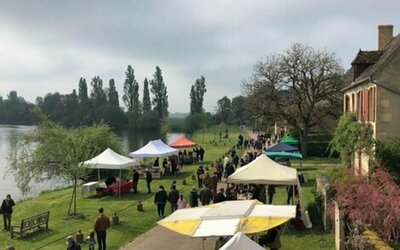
[0,65,250,132]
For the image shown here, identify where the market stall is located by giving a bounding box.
[129,139,178,178]
[81,148,138,196]
[227,154,311,228]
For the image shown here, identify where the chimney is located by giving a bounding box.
[377,25,393,50]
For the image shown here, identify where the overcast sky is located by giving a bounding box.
[1,1,399,113]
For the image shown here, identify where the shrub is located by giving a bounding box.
[307,141,332,157]
[331,166,400,242]
[375,138,400,178]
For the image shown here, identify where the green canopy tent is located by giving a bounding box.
[265,151,303,159]
[280,136,299,145]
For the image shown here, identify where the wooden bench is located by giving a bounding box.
[11,211,50,239]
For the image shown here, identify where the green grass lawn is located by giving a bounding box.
[0,127,339,250]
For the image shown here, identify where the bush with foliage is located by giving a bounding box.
[330,113,374,166]
[331,165,400,242]
[375,137,400,178]
[345,221,375,250]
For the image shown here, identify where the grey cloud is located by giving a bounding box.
[1,0,400,112]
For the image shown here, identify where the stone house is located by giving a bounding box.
[342,25,400,175]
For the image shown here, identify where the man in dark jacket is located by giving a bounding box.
[146,169,152,193]
[1,194,15,231]
[168,185,180,213]
[154,185,168,217]
[225,163,235,178]
[200,184,213,205]
[189,187,199,207]
[132,170,139,193]
[213,188,226,203]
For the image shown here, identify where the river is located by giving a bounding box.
[0,125,181,201]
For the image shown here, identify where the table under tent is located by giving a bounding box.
[81,148,139,197]
[128,139,178,178]
[227,154,311,229]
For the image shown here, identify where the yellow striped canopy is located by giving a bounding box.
[157,200,296,237]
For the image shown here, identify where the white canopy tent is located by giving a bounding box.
[227,154,310,228]
[219,232,264,250]
[128,139,178,158]
[82,148,139,196]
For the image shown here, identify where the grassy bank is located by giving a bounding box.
[0,126,338,250]
[0,126,247,250]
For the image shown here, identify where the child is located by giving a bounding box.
[86,231,96,250]
[177,194,186,209]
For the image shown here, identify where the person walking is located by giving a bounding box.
[1,194,15,231]
[93,207,110,250]
[154,185,168,218]
[132,170,139,193]
[145,169,153,193]
[189,187,199,207]
[200,184,213,206]
[168,185,179,213]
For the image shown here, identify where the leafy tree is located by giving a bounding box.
[107,78,119,106]
[78,78,89,105]
[142,78,151,114]
[215,96,231,124]
[190,76,207,114]
[243,43,345,156]
[64,90,79,127]
[138,110,161,130]
[40,92,65,123]
[0,91,34,124]
[330,113,374,167]
[150,66,169,118]
[231,95,247,125]
[77,78,91,125]
[94,104,126,129]
[7,111,122,215]
[90,76,107,108]
[123,65,140,127]
[184,113,211,134]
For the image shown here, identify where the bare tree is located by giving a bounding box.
[243,43,345,156]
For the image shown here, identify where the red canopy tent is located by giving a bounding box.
[169,135,197,148]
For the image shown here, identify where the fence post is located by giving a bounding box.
[334,201,345,250]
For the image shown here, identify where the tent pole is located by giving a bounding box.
[201,237,205,250]
[98,168,100,182]
[119,168,122,198]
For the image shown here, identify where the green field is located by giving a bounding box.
[0,127,338,250]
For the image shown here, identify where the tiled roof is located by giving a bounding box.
[355,34,400,82]
[343,34,400,91]
[351,50,384,65]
